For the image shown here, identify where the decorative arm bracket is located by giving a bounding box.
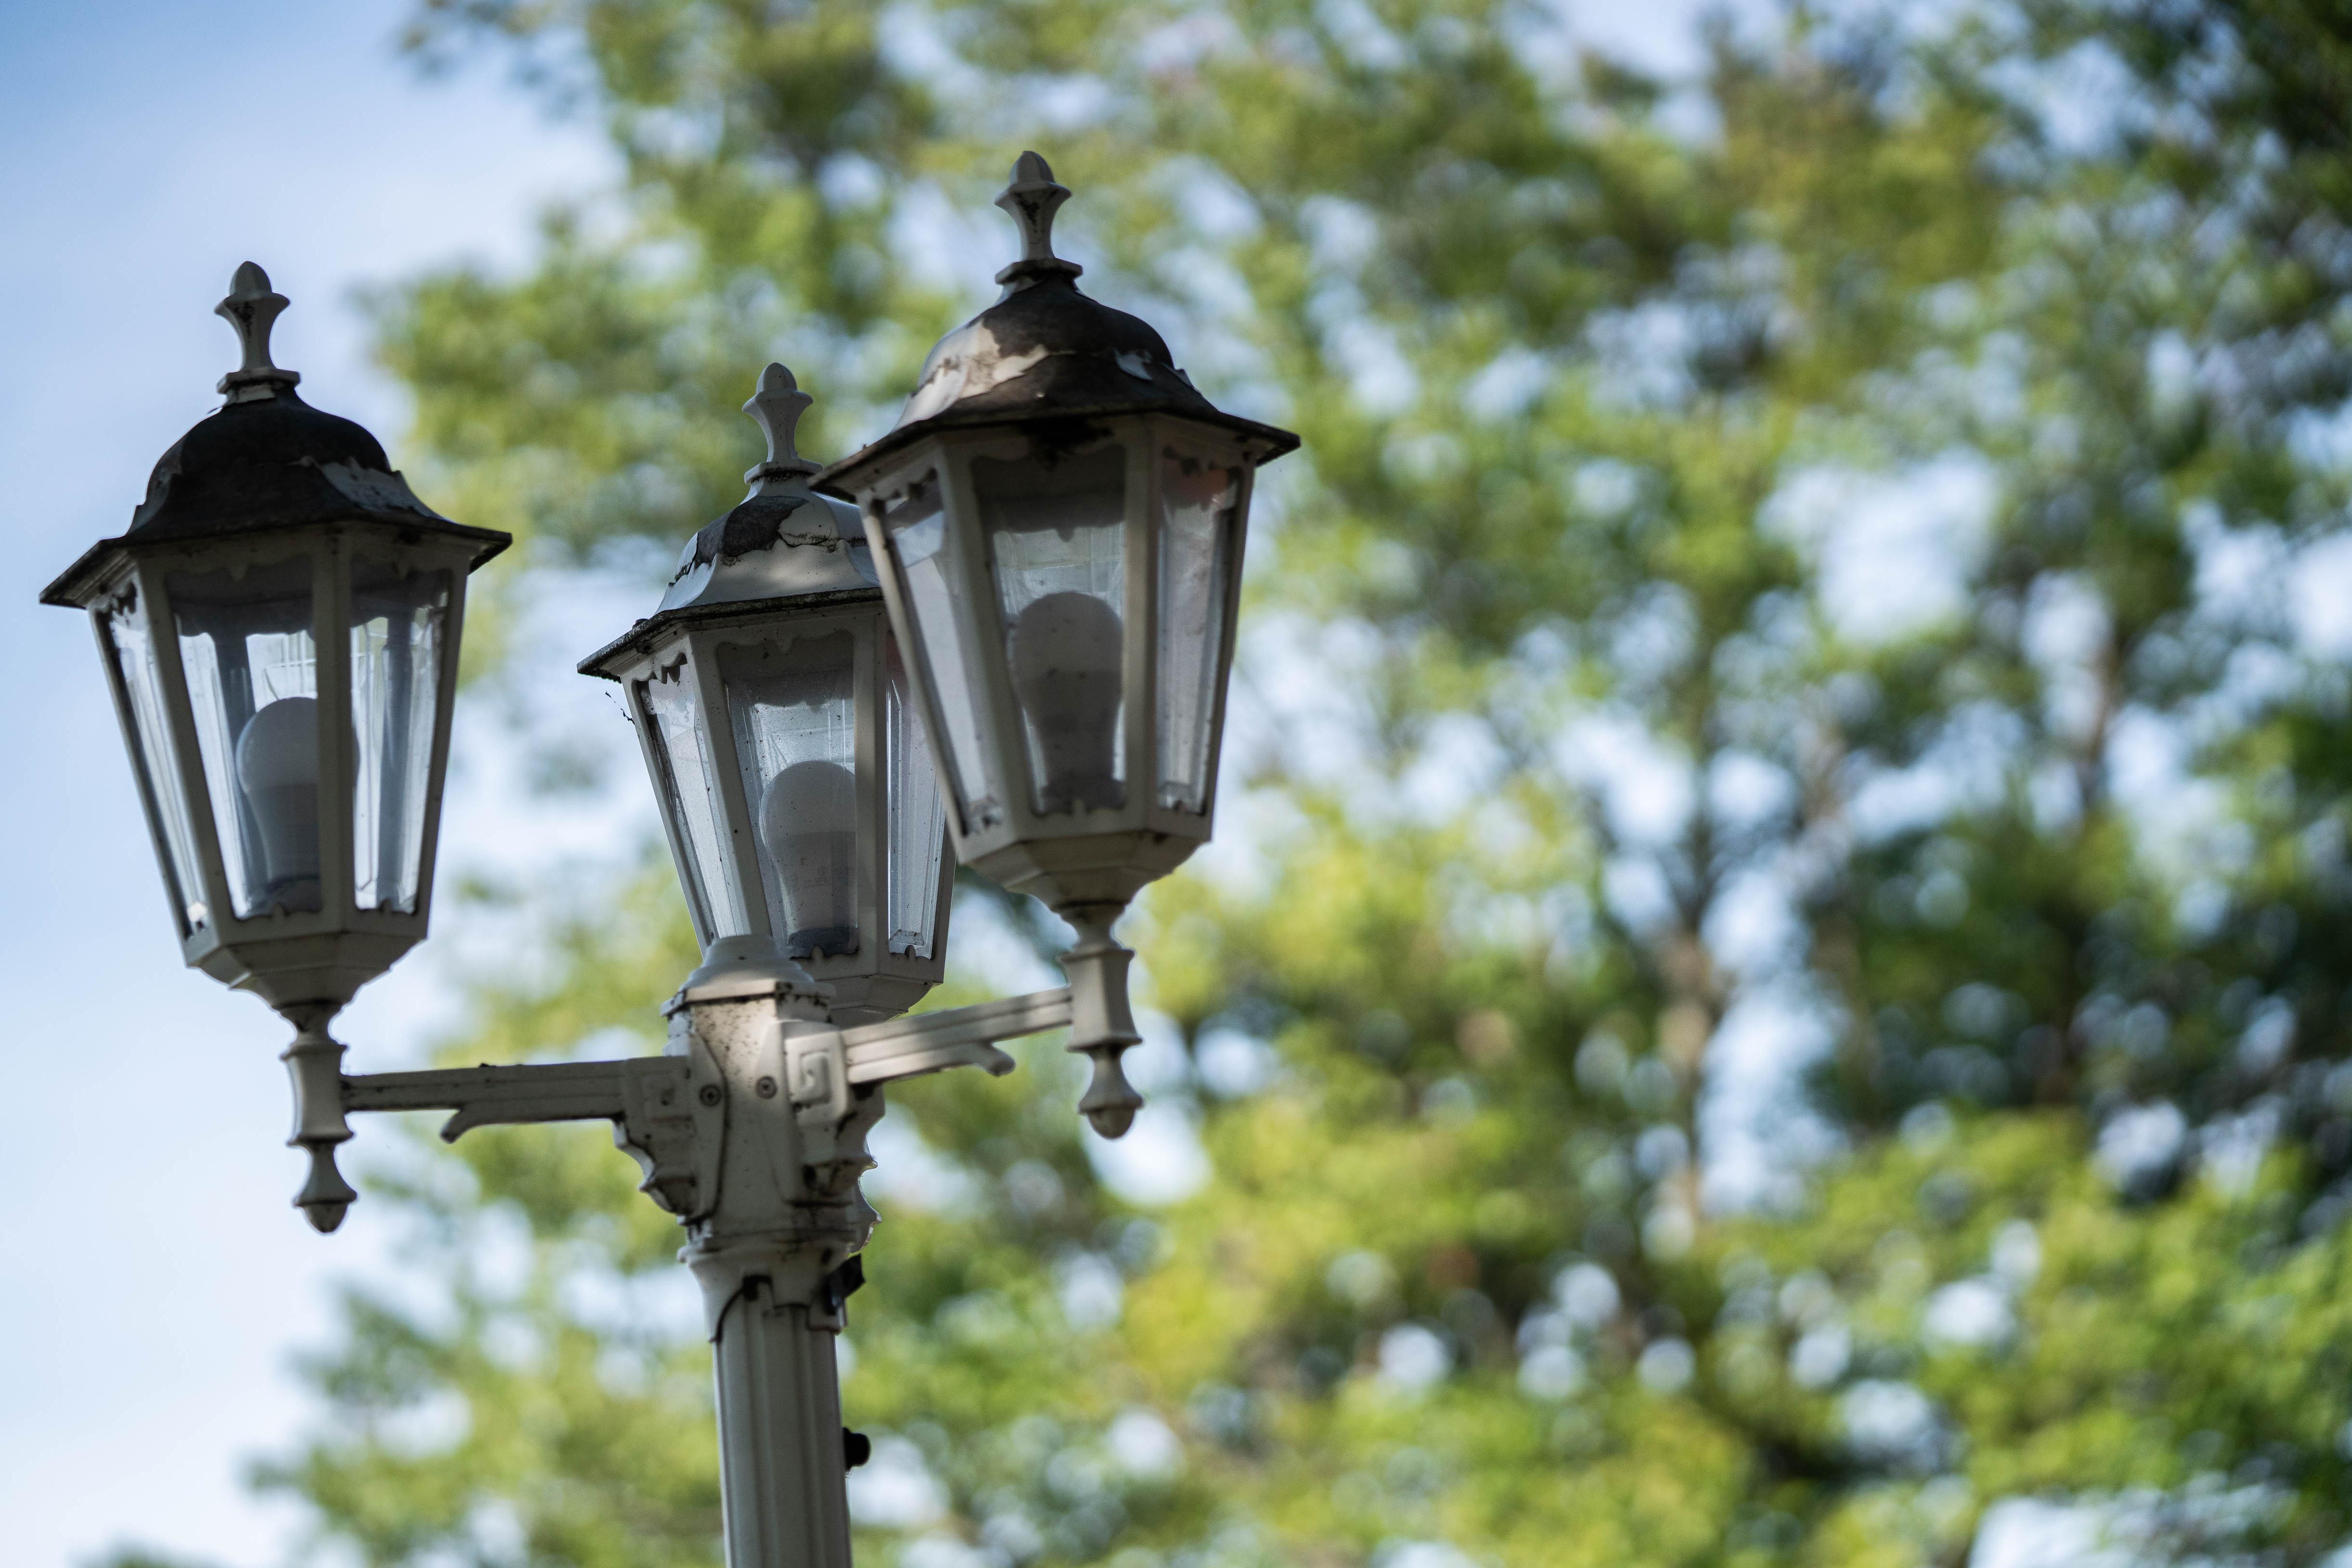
[786,989,1067,1124]
[344,1055,711,1219]
[281,984,1110,1233]
[283,1032,718,1234]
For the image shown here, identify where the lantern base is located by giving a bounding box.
[676,935,833,1008]
[201,927,423,1012]
[810,970,938,1028]
[965,827,1204,915]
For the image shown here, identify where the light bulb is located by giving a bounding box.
[757,759,860,958]
[235,695,324,913]
[1009,590,1125,813]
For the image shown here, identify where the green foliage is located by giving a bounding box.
[217,1,2352,1565]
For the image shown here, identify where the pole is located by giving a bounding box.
[671,945,879,1568]
[706,1276,854,1567]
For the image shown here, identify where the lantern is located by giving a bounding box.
[821,154,1296,929]
[581,365,954,1024]
[40,264,508,1014]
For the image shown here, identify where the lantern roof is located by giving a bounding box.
[41,264,509,608]
[819,153,1298,490]
[579,363,878,681]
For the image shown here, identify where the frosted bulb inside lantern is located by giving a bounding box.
[1009,591,1124,813]
[757,759,860,958]
[235,695,324,913]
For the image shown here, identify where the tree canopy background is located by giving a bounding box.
[109,1,2352,1564]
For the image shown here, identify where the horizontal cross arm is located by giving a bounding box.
[343,1057,691,1142]
[833,988,1073,1088]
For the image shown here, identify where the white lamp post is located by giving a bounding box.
[50,156,1297,1568]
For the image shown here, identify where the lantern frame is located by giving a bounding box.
[42,265,507,1012]
[581,365,954,1024]
[853,414,1276,912]
[823,154,1297,920]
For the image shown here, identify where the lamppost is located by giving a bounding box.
[45,154,1296,1568]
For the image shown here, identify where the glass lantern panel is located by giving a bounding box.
[885,636,947,960]
[104,585,210,932]
[1155,444,1245,814]
[169,559,320,919]
[974,443,1128,814]
[638,654,749,941]
[350,556,451,913]
[879,475,999,825]
[717,631,860,960]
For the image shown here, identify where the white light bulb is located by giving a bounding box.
[1009,591,1124,812]
[757,759,859,957]
[235,695,324,913]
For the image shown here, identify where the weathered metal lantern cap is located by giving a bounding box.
[41,264,509,1014]
[581,365,955,1024]
[820,153,1299,923]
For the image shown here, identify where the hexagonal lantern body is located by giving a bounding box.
[581,365,954,1025]
[822,156,1297,924]
[40,265,508,1014]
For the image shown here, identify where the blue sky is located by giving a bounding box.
[0,5,612,1563]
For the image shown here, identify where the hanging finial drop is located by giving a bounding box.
[743,362,819,486]
[216,261,300,402]
[994,151,1083,291]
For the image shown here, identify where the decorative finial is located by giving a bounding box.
[216,261,300,402]
[743,362,819,486]
[1059,909,1144,1139]
[994,151,1084,292]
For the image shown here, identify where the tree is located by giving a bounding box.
[118,1,2352,1564]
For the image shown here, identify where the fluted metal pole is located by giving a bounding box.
[709,1280,854,1568]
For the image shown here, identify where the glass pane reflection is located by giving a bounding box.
[351,557,450,912]
[976,444,1128,814]
[639,655,746,942]
[170,559,320,918]
[882,476,999,827]
[885,637,947,959]
[1155,446,1242,814]
[719,631,860,959]
[105,585,209,931]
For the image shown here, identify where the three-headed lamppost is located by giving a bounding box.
[44,153,1296,1567]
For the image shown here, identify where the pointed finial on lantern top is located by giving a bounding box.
[994,151,1084,292]
[743,361,819,487]
[215,261,301,402]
